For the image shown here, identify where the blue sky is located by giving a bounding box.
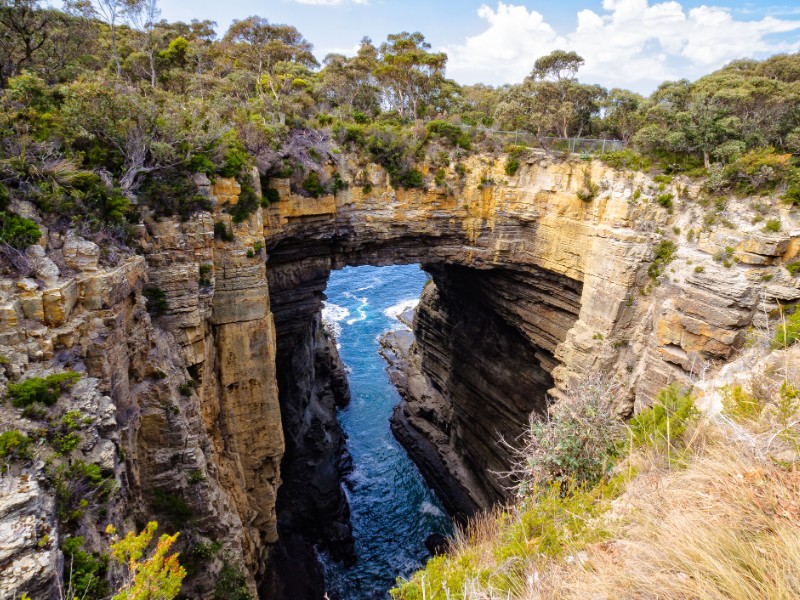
[155,0,800,93]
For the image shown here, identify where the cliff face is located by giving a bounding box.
[1,152,798,598]
[262,152,799,521]
[0,196,282,597]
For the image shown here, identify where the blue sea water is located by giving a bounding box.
[320,264,453,600]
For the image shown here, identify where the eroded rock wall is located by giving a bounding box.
[264,152,799,518]
[2,152,799,599]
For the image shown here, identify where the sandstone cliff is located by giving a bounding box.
[1,151,798,599]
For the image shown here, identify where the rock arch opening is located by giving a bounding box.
[261,233,583,597]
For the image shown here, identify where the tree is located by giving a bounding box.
[91,0,126,75]
[222,16,317,122]
[124,0,160,87]
[319,37,380,118]
[106,521,186,600]
[0,0,51,82]
[374,31,447,120]
[603,88,646,142]
[531,49,584,83]
[63,74,226,195]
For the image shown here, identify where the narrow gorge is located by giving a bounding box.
[2,152,798,599]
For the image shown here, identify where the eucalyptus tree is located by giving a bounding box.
[90,0,126,75]
[124,0,160,87]
[373,31,447,120]
[319,37,380,118]
[222,16,317,123]
[0,0,51,82]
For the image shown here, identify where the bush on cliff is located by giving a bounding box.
[0,211,41,249]
[6,371,80,407]
[510,374,625,495]
[392,377,703,600]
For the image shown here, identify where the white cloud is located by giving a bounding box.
[290,0,368,5]
[445,1,800,92]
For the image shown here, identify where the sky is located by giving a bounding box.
[155,0,800,93]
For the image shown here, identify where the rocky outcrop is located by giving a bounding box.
[1,153,798,600]
[263,152,799,521]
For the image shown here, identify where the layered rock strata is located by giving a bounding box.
[1,152,798,600]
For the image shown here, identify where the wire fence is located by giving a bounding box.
[460,125,627,154]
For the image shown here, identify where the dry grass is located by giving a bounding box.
[519,423,800,600]
[394,350,800,600]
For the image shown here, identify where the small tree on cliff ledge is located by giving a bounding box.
[106,521,186,600]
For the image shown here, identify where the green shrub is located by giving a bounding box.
[213,222,234,242]
[143,286,169,317]
[628,384,698,456]
[230,182,260,223]
[187,470,205,484]
[0,211,41,249]
[217,135,250,178]
[425,120,471,149]
[199,263,212,286]
[330,171,347,195]
[302,171,325,198]
[62,536,108,600]
[215,560,254,600]
[724,147,791,193]
[599,149,652,172]
[178,382,193,397]
[511,375,624,495]
[7,371,80,407]
[53,431,81,455]
[763,218,781,233]
[152,488,192,528]
[262,187,280,204]
[51,460,114,526]
[364,123,417,188]
[433,168,446,186]
[50,410,89,455]
[656,193,674,209]
[505,157,520,176]
[576,173,599,202]
[333,121,366,147]
[772,309,800,348]
[648,240,677,279]
[787,262,800,277]
[0,430,32,463]
[139,173,211,221]
[0,182,9,210]
[784,182,800,206]
[397,168,424,189]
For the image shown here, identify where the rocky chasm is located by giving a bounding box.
[1,153,798,598]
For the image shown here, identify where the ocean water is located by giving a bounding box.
[320,264,453,599]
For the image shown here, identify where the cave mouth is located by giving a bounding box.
[318,264,452,599]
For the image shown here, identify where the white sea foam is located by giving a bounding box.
[383,298,419,329]
[322,302,350,338]
[420,501,444,517]
[346,296,369,325]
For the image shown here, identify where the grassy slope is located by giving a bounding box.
[392,347,800,600]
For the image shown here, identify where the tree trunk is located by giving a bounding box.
[703,150,710,169]
[111,24,121,77]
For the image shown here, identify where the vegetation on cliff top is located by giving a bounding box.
[0,0,797,265]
